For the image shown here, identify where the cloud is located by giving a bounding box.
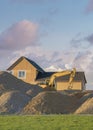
[70,33,84,48]
[72,51,92,71]
[0,50,12,70]
[65,63,73,70]
[11,47,93,73]
[85,71,93,90]
[87,56,93,71]
[70,32,93,49]
[45,65,63,72]
[85,0,93,13]
[0,20,39,51]
[85,33,93,45]
[12,46,64,69]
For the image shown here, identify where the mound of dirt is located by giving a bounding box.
[74,92,93,114]
[1,71,93,115]
[73,90,93,99]
[0,71,43,97]
[0,91,30,114]
[22,91,77,114]
[0,71,43,114]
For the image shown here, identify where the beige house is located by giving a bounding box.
[7,56,87,90]
[7,56,44,84]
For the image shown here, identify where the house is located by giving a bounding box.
[7,56,44,84]
[7,56,87,90]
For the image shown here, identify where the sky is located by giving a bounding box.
[0,0,93,89]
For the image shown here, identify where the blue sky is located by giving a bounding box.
[0,0,93,89]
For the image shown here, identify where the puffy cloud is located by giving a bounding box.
[85,0,93,13]
[11,47,93,73]
[12,46,65,70]
[45,65,63,72]
[65,63,73,70]
[0,20,39,51]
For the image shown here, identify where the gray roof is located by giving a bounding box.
[55,72,87,83]
[36,72,55,80]
[36,71,87,83]
[7,56,44,73]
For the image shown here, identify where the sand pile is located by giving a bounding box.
[74,92,93,114]
[0,71,43,114]
[0,71,43,97]
[22,91,77,114]
[0,91,30,114]
[1,71,93,115]
[22,91,93,115]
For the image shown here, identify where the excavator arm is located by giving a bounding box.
[47,68,76,89]
[68,68,76,89]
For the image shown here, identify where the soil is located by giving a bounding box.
[0,71,43,114]
[1,71,93,115]
[22,91,93,115]
[0,91,30,114]
[22,91,77,114]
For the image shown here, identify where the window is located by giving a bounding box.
[18,70,26,79]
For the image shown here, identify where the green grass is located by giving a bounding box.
[0,115,93,130]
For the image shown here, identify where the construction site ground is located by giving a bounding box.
[0,71,93,115]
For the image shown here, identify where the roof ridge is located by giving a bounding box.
[25,57,44,73]
[7,56,44,73]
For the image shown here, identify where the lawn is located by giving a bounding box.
[0,115,93,130]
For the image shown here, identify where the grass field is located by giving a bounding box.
[0,115,93,130]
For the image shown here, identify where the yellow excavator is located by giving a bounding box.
[45,68,76,90]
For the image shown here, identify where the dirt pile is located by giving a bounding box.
[22,90,93,115]
[22,91,77,114]
[1,71,93,115]
[0,71,43,114]
[0,71,43,97]
[74,91,93,114]
[0,91,30,114]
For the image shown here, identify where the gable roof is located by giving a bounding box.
[7,56,44,73]
[36,71,87,83]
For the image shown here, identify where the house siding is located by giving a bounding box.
[56,81,82,91]
[10,58,37,84]
[36,78,84,90]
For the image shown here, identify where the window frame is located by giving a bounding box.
[18,70,26,79]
